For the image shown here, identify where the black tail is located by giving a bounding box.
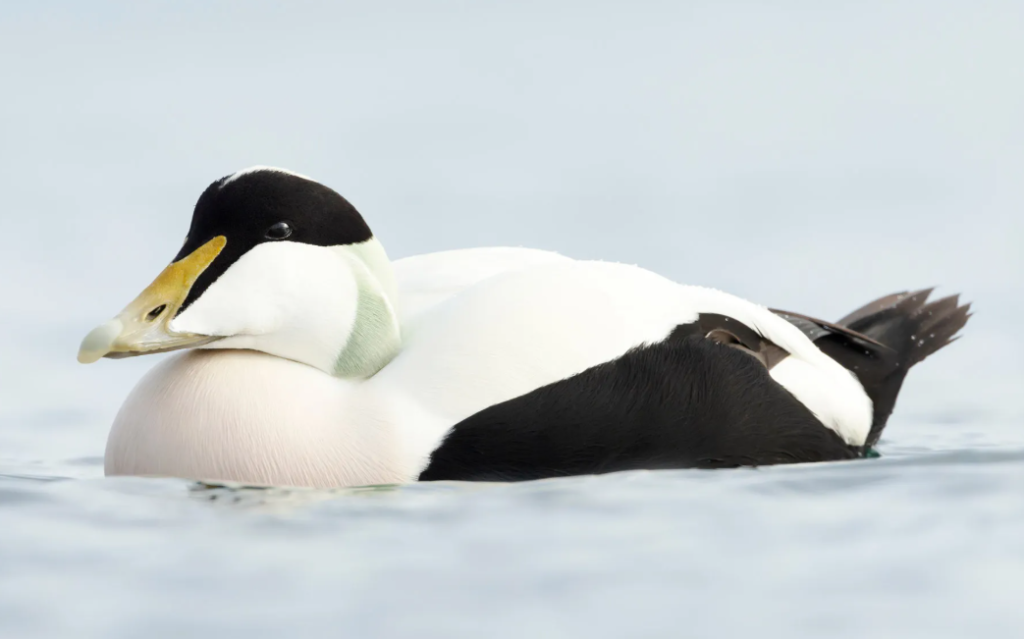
[774,289,971,447]
[836,289,971,446]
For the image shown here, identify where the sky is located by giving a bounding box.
[0,1,1021,452]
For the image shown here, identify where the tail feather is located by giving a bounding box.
[909,296,972,367]
[775,289,971,448]
[843,290,971,368]
[836,289,971,446]
[842,288,932,336]
[837,291,912,326]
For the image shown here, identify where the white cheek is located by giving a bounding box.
[171,242,359,371]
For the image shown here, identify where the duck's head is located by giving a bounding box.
[78,166,400,378]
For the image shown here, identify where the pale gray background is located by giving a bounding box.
[1,2,1022,638]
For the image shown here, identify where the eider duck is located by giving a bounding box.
[78,167,971,488]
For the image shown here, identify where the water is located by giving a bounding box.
[2,2,1023,637]
[4,431,1024,638]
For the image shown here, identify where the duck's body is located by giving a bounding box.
[82,167,971,488]
[103,255,868,488]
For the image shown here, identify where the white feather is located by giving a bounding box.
[171,242,361,373]
[105,350,409,488]
[392,247,570,330]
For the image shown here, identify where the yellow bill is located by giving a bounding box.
[78,236,227,363]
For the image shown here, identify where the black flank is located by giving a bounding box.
[419,334,859,482]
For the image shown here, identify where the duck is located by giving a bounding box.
[77,166,971,488]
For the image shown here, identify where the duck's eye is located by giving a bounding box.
[265,221,293,240]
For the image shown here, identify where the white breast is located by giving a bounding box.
[105,350,423,488]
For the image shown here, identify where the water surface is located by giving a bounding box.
[3,415,1024,638]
